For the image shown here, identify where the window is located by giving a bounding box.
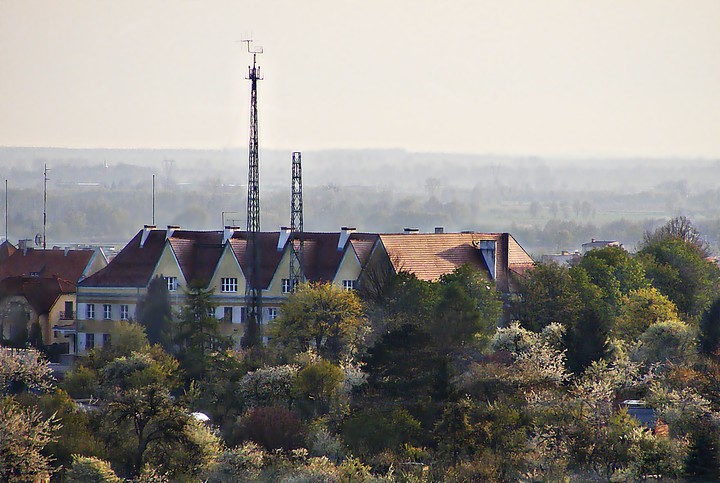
[86,333,95,350]
[240,307,247,323]
[166,276,178,292]
[30,271,40,278]
[268,307,278,321]
[63,301,74,319]
[102,333,111,347]
[103,304,112,320]
[207,307,216,318]
[86,304,95,320]
[120,305,129,320]
[342,279,355,291]
[221,277,238,292]
[282,279,292,293]
[223,307,233,322]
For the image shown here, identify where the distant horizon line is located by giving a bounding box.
[1,145,717,162]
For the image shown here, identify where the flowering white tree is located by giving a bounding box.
[0,347,54,395]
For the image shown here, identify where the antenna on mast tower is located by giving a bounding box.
[241,38,264,349]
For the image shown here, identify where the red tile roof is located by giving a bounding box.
[378,232,534,291]
[229,232,285,289]
[81,230,166,287]
[0,276,76,314]
[0,248,95,283]
[79,228,531,292]
[379,233,495,281]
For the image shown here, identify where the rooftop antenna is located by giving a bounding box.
[152,174,156,225]
[289,152,304,290]
[42,164,50,249]
[241,38,264,349]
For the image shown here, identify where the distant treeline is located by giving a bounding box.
[2,147,720,255]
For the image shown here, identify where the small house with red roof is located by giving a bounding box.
[0,246,107,351]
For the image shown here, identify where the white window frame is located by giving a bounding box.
[166,276,178,292]
[103,304,112,320]
[282,279,292,294]
[120,304,129,320]
[86,333,95,350]
[86,304,95,320]
[342,279,355,291]
[221,277,238,293]
[268,307,278,320]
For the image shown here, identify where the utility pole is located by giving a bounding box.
[241,39,264,348]
[43,164,49,249]
[4,179,7,242]
[152,174,156,225]
[289,152,304,290]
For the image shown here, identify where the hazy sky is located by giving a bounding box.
[1,1,719,157]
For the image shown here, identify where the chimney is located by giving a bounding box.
[478,240,497,280]
[278,227,291,251]
[140,225,156,248]
[434,227,444,234]
[338,226,356,250]
[166,225,180,240]
[223,225,240,245]
[403,228,419,235]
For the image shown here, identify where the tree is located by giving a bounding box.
[237,364,299,410]
[642,215,711,257]
[294,359,345,418]
[65,455,122,483]
[175,283,231,378]
[98,349,188,476]
[269,283,368,363]
[0,347,54,395]
[515,262,582,332]
[137,276,173,350]
[578,245,648,311]
[435,264,503,349]
[639,236,719,319]
[563,267,613,374]
[639,217,720,319]
[0,397,60,482]
[700,298,720,356]
[614,287,679,341]
[634,319,697,366]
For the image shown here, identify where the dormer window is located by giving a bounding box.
[221,278,238,293]
[30,272,40,278]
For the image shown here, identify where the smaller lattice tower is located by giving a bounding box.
[289,152,304,289]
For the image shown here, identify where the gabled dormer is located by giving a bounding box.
[264,245,295,298]
[148,240,187,293]
[208,242,247,297]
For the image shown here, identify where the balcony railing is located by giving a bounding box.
[59,311,74,320]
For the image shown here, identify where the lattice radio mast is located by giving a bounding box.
[289,152,304,289]
[241,39,264,348]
